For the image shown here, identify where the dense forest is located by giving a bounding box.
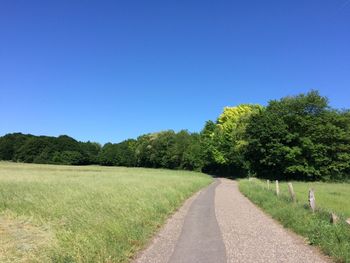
[1,91,349,181]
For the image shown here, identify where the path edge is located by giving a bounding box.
[233,179,333,263]
[131,181,214,263]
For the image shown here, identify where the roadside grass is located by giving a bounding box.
[0,162,212,262]
[244,179,350,218]
[239,179,350,263]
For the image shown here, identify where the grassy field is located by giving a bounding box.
[239,179,350,263]
[0,162,212,263]
[244,179,350,217]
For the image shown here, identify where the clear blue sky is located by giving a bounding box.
[1,0,349,144]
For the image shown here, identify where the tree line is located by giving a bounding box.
[1,90,349,181]
[0,133,101,165]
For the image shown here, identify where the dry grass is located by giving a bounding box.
[0,162,212,262]
[0,212,53,262]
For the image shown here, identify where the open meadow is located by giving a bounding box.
[242,179,350,217]
[0,162,212,263]
[239,179,350,262]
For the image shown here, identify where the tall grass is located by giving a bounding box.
[0,162,212,262]
[239,179,350,263]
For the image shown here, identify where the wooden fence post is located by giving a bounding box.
[287,182,296,202]
[275,180,279,196]
[309,188,316,213]
[346,218,350,226]
[267,180,270,190]
[330,213,339,224]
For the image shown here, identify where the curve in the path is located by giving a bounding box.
[134,178,331,263]
[215,179,331,263]
[169,179,227,263]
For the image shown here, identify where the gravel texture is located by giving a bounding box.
[133,190,201,263]
[134,178,331,263]
[215,178,331,263]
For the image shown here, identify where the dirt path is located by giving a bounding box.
[134,178,330,263]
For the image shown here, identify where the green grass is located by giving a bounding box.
[246,179,350,217]
[239,179,350,263]
[0,162,212,262]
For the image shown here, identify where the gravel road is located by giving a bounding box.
[215,178,330,263]
[134,178,331,263]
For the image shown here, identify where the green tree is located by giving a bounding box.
[134,130,202,170]
[200,105,262,177]
[200,120,218,173]
[15,136,52,163]
[0,133,100,165]
[98,140,136,167]
[81,141,101,164]
[0,133,32,160]
[246,91,350,181]
[182,133,203,171]
[135,131,177,168]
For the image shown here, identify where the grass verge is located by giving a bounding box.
[0,162,212,262]
[239,179,350,263]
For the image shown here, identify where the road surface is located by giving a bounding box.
[134,178,330,263]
